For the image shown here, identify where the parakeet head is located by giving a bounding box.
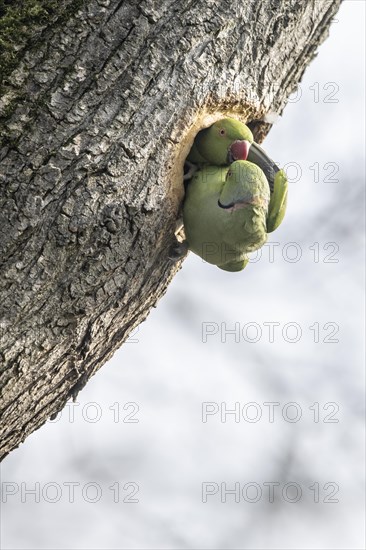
[218,160,270,211]
[197,118,254,165]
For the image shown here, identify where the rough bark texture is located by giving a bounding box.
[0,0,341,460]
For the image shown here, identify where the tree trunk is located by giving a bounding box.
[0,0,341,460]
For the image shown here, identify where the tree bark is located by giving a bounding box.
[0,0,341,460]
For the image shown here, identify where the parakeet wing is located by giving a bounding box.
[266,170,288,233]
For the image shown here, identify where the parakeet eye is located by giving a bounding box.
[227,170,233,177]
[219,128,226,136]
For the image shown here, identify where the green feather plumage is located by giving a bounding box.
[187,118,253,165]
[183,161,270,272]
[182,118,288,272]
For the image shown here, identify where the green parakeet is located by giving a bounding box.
[183,161,270,271]
[187,118,254,166]
[177,118,288,270]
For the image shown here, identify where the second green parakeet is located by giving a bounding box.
[183,161,270,271]
[187,118,254,166]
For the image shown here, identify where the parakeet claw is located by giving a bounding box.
[183,161,198,181]
[174,218,184,233]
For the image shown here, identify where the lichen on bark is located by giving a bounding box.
[0,0,86,139]
[0,0,85,92]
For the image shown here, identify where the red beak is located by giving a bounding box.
[230,140,251,161]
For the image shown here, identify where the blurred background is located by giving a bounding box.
[1,1,365,549]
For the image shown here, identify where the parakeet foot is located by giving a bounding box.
[168,239,189,261]
[174,218,184,234]
[183,161,198,181]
